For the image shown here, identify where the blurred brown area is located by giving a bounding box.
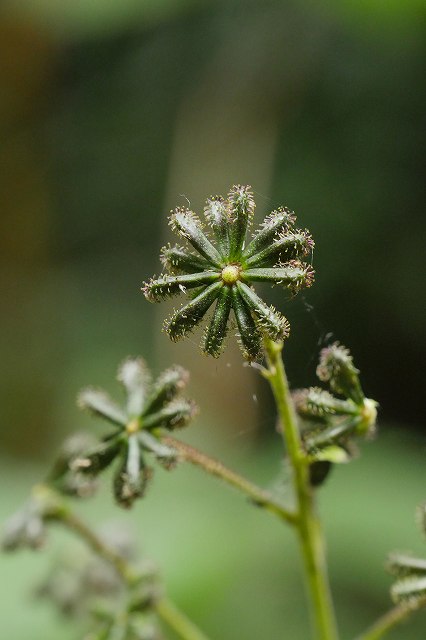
[0,16,57,453]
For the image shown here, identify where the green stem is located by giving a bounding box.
[58,507,137,584]
[263,337,339,640]
[356,597,426,640]
[52,498,210,640]
[162,435,296,525]
[156,598,211,640]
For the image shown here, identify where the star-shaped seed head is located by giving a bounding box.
[75,358,196,508]
[293,342,378,486]
[143,185,314,360]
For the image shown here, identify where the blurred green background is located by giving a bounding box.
[1,0,425,638]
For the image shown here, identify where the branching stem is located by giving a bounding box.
[53,499,210,640]
[57,507,137,584]
[356,597,426,640]
[162,435,297,525]
[263,337,339,640]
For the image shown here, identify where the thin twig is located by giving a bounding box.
[156,598,211,640]
[58,507,137,584]
[54,500,211,640]
[356,597,426,640]
[162,435,297,525]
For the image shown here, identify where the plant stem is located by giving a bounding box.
[263,337,339,640]
[162,435,296,525]
[356,597,426,640]
[54,500,210,640]
[58,507,137,583]
[156,598,211,640]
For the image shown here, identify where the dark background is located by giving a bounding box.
[1,1,425,638]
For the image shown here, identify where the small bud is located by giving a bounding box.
[164,282,222,342]
[2,502,47,551]
[143,271,220,303]
[304,419,360,456]
[317,342,364,404]
[244,206,296,260]
[293,389,325,423]
[204,195,231,257]
[387,553,426,578]
[245,230,314,268]
[2,486,60,551]
[143,365,189,415]
[142,399,198,431]
[201,286,232,357]
[113,437,152,509]
[71,439,121,476]
[160,243,211,274]
[231,287,262,361]
[387,527,426,606]
[169,208,222,266]
[117,357,151,417]
[77,388,127,427]
[390,575,426,605]
[356,397,378,437]
[310,445,351,464]
[227,184,255,259]
[242,262,315,293]
[47,433,99,497]
[138,431,177,469]
[296,387,356,418]
[237,281,290,341]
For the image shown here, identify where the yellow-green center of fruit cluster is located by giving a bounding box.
[221,264,240,285]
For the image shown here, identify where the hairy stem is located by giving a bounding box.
[54,500,210,640]
[356,597,426,640]
[263,337,338,640]
[163,435,296,525]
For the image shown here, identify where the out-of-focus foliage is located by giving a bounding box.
[1,430,426,639]
[0,0,425,637]
[1,0,202,40]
